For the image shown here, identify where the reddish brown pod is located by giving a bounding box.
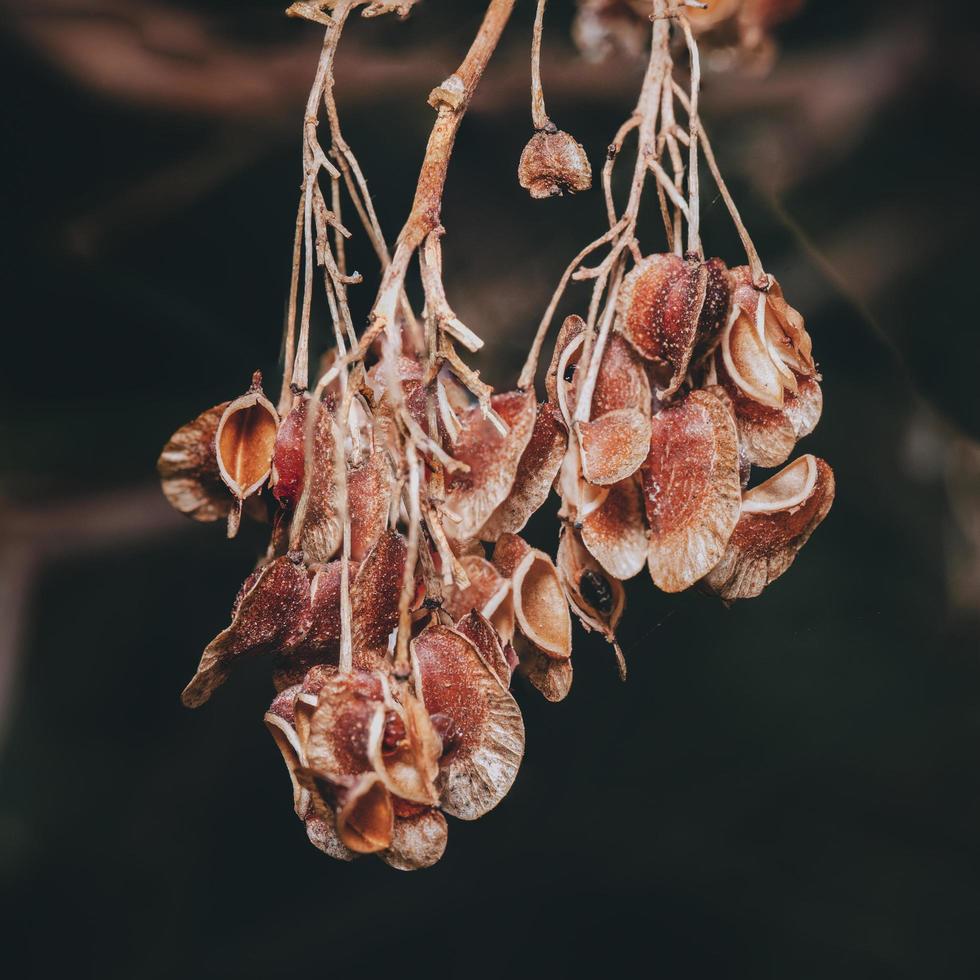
[704,453,835,599]
[518,129,593,200]
[642,388,741,593]
[619,254,732,397]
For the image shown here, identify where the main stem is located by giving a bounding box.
[372,0,516,333]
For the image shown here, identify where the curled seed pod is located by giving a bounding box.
[703,454,835,600]
[492,533,572,660]
[518,129,592,199]
[513,633,573,703]
[455,610,514,687]
[580,475,648,581]
[443,390,537,542]
[619,254,732,398]
[215,371,279,537]
[442,554,515,644]
[642,389,742,593]
[351,529,409,657]
[480,402,568,541]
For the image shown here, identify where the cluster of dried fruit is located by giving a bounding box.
[158,0,831,870]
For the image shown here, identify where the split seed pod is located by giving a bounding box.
[182,553,312,707]
[518,129,593,199]
[290,396,342,563]
[492,533,572,660]
[215,371,279,537]
[619,254,731,397]
[444,389,537,542]
[721,266,815,410]
[704,454,835,599]
[442,554,515,644]
[642,389,741,593]
[413,624,525,819]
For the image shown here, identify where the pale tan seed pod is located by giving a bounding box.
[518,130,592,199]
[215,371,279,537]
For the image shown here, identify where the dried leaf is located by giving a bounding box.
[642,389,741,592]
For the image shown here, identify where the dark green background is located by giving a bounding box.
[2,1,979,977]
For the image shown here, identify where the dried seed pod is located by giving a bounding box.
[518,130,592,199]
[351,529,408,656]
[580,475,648,581]
[713,358,822,467]
[444,390,537,541]
[157,401,231,522]
[514,634,573,703]
[348,451,394,561]
[545,314,587,411]
[493,533,572,660]
[619,254,732,397]
[368,685,441,806]
[642,389,741,593]
[181,553,312,707]
[455,610,514,687]
[704,454,835,599]
[442,554,515,644]
[331,773,395,854]
[380,807,448,871]
[215,371,279,536]
[264,684,310,819]
[412,624,525,820]
[291,397,342,563]
[480,402,568,541]
[557,526,625,640]
[721,267,815,410]
[271,399,308,510]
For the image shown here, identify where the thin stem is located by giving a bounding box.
[278,193,305,415]
[530,0,553,132]
[680,14,702,257]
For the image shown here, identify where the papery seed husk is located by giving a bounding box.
[514,634,573,702]
[293,396,342,563]
[181,554,312,708]
[618,253,709,396]
[412,624,525,820]
[368,686,441,806]
[577,408,651,486]
[265,684,309,818]
[581,476,648,580]
[271,399,308,509]
[333,773,394,854]
[454,610,514,687]
[442,554,515,644]
[305,810,355,862]
[351,529,408,655]
[703,454,835,600]
[444,390,537,541]
[380,808,449,871]
[545,315,586,410]
[157,401,232,522]
[348,452,394,561]
[557,526,625,634]
[480,402,568,541]
[642,389,742,593]
[518,129,593,200]
[215,372,279,522]
[493,533,572,660]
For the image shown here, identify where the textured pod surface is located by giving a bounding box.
[619,254,708,396]
[704,454,835,599]
[480,402,567,540]
[493,534,572,660]
[181,554,311,707]
[380,807,448,871]
[348,451,393,561]
[293,397,342,563]
[455,610,514,687]
[157,401,231,521]
[581,476,648,580]
[271,400,308,509]
[558,527,625,635]
[577,408,651,486]
[413,625,525,820]
[518,129,592,199]
[444,390,537,541]
[642,390,742,593]
[442,554,515,643]
[351,529,407,656]
[514,635,573,703]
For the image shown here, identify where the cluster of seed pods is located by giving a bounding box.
[157,250,833,868]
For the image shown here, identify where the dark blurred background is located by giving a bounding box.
[2,1,980,977]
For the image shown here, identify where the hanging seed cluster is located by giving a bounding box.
[157,0,832,870]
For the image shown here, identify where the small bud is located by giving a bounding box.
[518,130,592,200]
